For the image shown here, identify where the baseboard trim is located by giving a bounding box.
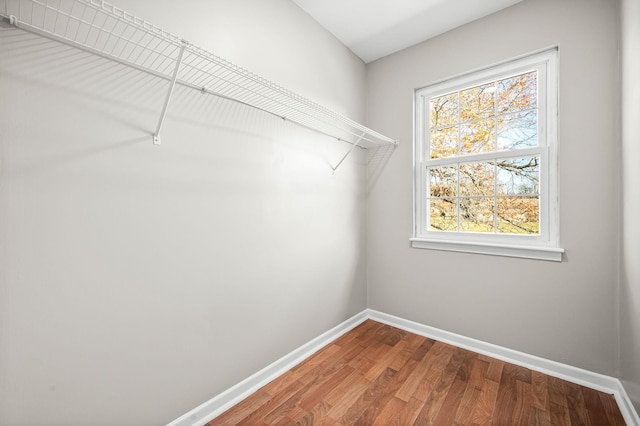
[620,380,640,426]
[168,309,640,426]
[166,311,369,426]
[366,309,640,426]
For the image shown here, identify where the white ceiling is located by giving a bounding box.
[292,0,523,63]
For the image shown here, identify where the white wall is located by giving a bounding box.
[620,0,640,411]
[366,0,621,376]
[0,1,368,424]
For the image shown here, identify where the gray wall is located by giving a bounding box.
[620,0,640,411]
[0,1,368,424]
[366,0,621,376]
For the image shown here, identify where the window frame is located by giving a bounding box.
[411,48,563,261]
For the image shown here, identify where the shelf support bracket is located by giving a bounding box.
[331,132,365,173]
[153,40,187,145]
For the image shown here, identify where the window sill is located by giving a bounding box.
[409,238,564,261]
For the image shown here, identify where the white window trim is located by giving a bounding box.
[411,48,564,261]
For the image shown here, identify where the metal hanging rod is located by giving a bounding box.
[1,0,398,157]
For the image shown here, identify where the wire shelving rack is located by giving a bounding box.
[1,0,398,169]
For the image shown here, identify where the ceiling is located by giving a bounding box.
[292,0,523,63]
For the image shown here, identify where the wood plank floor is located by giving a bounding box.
[207,320,626,425]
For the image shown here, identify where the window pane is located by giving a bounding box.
[497,196,539,234]
[430,92,458,128]
[497,71,537,114]
[429,166,457,197]
[460,162,495,196]
[460,197,494,232]
[460,119,495,154]
[497,110,537,150]
[429,126,458,158]
[429,199,457,231]
[460,83,495,122]
[496,157,539,195]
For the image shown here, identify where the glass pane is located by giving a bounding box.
[496,157,539,195]
[430,126,458,159]
[497,110,537,150]
[497,71,537,114]
[460,162,495,196]
[430,93,458,128]
[429,198,457,231]
[497,196,539,234]
[460,119,495,154]
[460,83,495,122]
[429,166,457,197]
[460,197,494,232]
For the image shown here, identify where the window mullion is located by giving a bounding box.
[424,147,543,167]
[495,161,500,233]
[493,80,498,233]
[456,90,461,230]
[456,163,461,231]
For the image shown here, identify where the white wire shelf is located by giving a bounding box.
[1,0,398,154]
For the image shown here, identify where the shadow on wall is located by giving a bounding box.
[367,144,397,194]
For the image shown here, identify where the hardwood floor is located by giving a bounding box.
[207,320,627,425]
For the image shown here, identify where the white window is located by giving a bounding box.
[411,49,563,261]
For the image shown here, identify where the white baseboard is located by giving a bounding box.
[366,309,640,426]
[166,311,369,426]
[167,309,640,426]
[620,380,640,425]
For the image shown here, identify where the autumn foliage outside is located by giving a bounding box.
[427,71,540,234]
